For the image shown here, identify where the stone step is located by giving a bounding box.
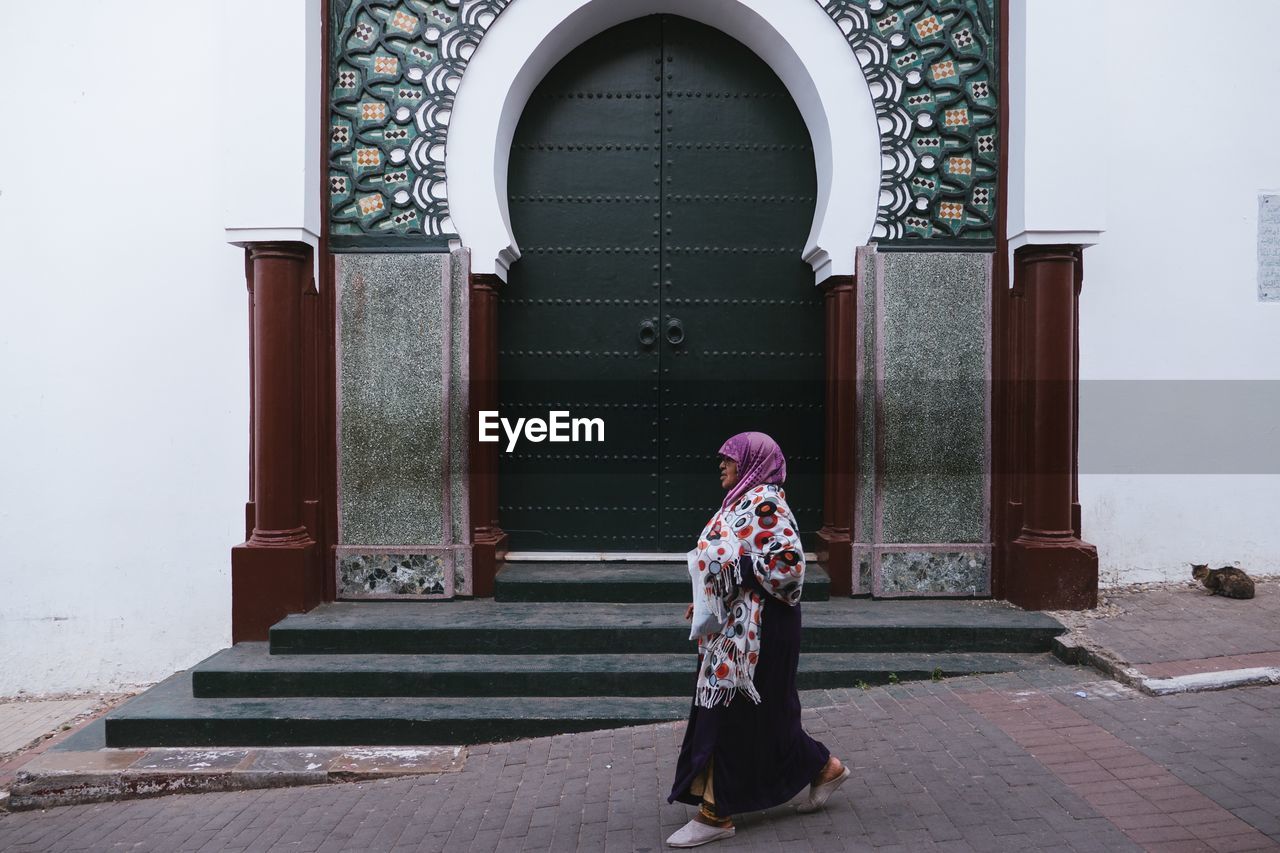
[104,672,694,747]
[192,643,1046,698]
[494,561,830,602]
[269,599,1065,656]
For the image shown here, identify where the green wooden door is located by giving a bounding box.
[501,15,824,552]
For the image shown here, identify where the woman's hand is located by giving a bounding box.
[684,603,694,621]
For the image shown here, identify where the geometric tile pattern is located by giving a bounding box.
[823,0,997,242]
[330,0,509,247]
[330,0,996,248]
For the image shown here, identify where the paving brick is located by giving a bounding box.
[1205,832,1280,852]
[2,667,1279,852]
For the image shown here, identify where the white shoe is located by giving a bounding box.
[666,817,736,847]
[795,764,850,813]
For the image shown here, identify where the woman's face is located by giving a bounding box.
[718,454,739,491]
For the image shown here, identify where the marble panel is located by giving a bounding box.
[448,248,472,594]
[878,252,989,545]
[452,548,471,598]
[338,552,446,598]
[857,551,873,595]
[338,252,448,546]
[879,550,990,595]
[329,746,466,776]
[130,750,250,773]
[856,249,878,544]
[448,247,468,544]
[248,750,342,773]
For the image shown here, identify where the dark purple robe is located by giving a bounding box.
[667,554,830,816]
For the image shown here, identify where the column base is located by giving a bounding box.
[470,529,509,598]
[1004,536,1098,610]
[816,527,852,597]
[231,541,322,641]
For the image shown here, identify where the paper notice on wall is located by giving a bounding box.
[1260,195,1280,302]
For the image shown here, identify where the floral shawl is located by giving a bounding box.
[689,483,805,708]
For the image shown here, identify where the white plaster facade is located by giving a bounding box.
[1075,0,1280,584]
[1008,0,1279,584]
[0,0,1276,694]
[0,1,259,695]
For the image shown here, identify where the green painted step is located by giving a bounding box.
[106,597,1068,747]
[104,672,693,748]
[494,561,830,602]
[192,643,1047,698]
[270,599,1065,656]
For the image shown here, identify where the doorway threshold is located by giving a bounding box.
[503,551,821,562]
[504,552,683,562]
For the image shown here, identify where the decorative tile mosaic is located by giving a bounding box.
[330,0,509,247]
[338,552,447,597]
[879,549,989,595]
[822,0,997,242]
[329,0,996,248]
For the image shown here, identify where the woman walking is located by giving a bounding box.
[666,431,850,848]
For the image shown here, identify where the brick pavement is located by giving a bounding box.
[959,688,1274,850]
[3,657,1279,852]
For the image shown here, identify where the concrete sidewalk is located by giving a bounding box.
[0,699,103,756]
[1047,578,1280,696]
[0,694,127,805]
[1,658,1278,852]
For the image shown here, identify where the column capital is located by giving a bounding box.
[245,240,313,263]
[1014,244,1082,268]
[470,272,505,295]
[817,273,855,294]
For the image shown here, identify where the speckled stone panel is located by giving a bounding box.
[449,248,473,595]
[338,552,446,598]
[338,253,447,546]
[878,252,989,545]
[857,552,872,595]
[856,249,877,546]
[879,550,990,595]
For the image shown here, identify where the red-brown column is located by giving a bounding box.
[232,241,321,640]
[469,272,508,597]
[1005,246,1097,609]
[817,274,855,596]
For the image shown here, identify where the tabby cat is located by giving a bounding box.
[1191,564,1256,599]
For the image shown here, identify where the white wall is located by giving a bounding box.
[222,0,322,249]
[0,2,257,694]
[1006,0,1106,251]
[1077,0,1280,584]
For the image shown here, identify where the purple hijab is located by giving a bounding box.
[718,431,787,511]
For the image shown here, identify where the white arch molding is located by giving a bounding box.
[446,0,880,281]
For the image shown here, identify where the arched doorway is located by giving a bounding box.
[498,15,824,553]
